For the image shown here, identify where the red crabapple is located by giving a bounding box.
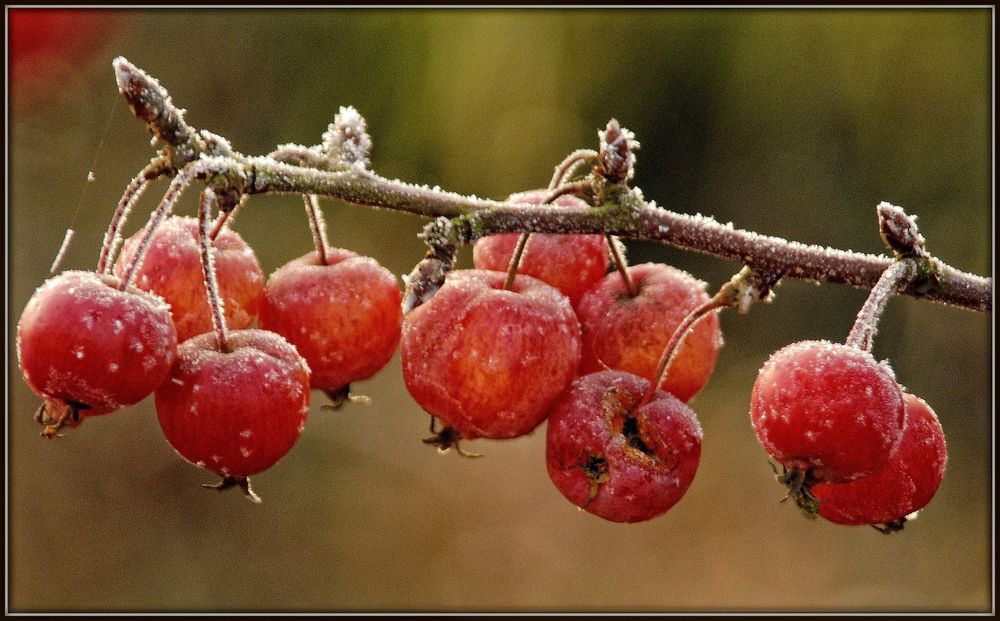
[259,248,402,403]
[154,329,310,497]
[114,215,264,342]
[811,393,947,529]
[546,370,702,523]
[575,263,722,403]
[401,269,581,440]
[16,270,178,434]
[750,340,905,483]
[472,190,610,306]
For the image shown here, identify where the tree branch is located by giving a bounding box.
[112,58,993,314]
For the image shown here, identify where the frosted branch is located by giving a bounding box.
[114,60,992,314]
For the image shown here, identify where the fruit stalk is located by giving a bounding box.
[198,188,231,353]
[636,276,742,407]
[605,233,637,298]
[502,180,593,290]
[845,259,915,353]
[96,158,169,274]
[303,194,330,266]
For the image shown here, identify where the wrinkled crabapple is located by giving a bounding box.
[546,370,702,523]
[575,263,722,403]
[114,215,264,342]
[259,247,402,402]
[16,270,178,431]
[811,392,947,528]
[472,189,610,306]
[401,269,581,440]
[154,329,310,488]
[749,340,905,483]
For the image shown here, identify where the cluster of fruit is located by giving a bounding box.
[16,183,946,528]
[17,206,403,501]
[404,189,723,523]
[750,340,947,531]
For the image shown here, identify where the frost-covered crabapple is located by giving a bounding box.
[114,215,263,342]
[546,370,702,523]
[154,329,310,481]
[749,340,905,483]
[259,247,402,400]
[16,270,177,429]
[576,263,722,403]
[401,269,581,440]
[472,190,610,306]
[811,393,947,527]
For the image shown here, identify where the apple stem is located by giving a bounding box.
[606,234,638,297]
[502,180,593,291]
[638,295,730,407]
[549,149,598,188]
[502,232,532,290]
[208,194,246,241]
[118,160,204,290]
[845,259,915,353]
[198,187,231,353]
[637,266,777,407]
[303,194,331,266]
[97,158,168,274]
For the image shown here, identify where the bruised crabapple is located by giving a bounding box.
[114,215,264,342]
[811,393,947,530]
[546,370,702,523]
[749,340,905,484]
[576,263,722,403]
[16,270,177,434]
[472,190,610,306]
[154,329,310,500]
[259,247,402,404]
[401,269,581,441]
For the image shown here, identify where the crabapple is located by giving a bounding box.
[472,189,610,306]
[401,269,581,440]
[154,329,310,483]
[546,370,702,523]
[575,263,722,403]
[811,393,947,527]
[16,270,177,430]
[114,215,264,342]
[259,248,402,401]
[749,340,905,483]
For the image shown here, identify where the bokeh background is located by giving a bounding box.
[7,8,992,613]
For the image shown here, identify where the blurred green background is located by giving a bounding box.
[7,8,992,613]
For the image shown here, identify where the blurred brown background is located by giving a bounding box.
[7,8,992,613]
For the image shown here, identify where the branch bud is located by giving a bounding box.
[877,201,926,257]
[113,57,199,164]
[596,119,640,184]
[322,106,372,169]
